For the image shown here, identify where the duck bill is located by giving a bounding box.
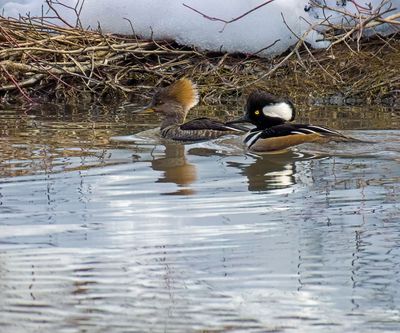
[131,104,155,114]
[137,103,155,113]
[225,114,252,125]
[143,107,155,113]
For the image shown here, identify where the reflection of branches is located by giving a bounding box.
[183,0,275,32]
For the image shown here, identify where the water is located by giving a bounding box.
[0,103,400,333]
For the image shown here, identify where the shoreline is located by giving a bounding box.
[0,17,399,108]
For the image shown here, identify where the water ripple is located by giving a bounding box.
[1,106,400,332]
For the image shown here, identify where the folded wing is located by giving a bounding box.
[245,123,358,152]
[180,117,247,132]
[260,123,349,138]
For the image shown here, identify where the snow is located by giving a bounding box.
[1,0,399,57]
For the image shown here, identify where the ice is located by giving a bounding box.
[1,0,399,57]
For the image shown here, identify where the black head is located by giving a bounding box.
[227,90,295,130]
[245,90,295,128]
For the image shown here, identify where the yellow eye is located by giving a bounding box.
[254,110,260,116]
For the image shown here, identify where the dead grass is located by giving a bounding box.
[0,13,399,107]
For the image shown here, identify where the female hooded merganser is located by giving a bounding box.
[227,90,359,152]
[144,78,245,141]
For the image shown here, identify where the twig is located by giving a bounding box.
[183,0,276,32]
[1,64,35,102]
[238,35,306,89]
[309,0,398,48]
[348,0,373,13]
[251,39,281,56]
[0,74,45,92]
[45,0,75,28]
[0,6,398,104]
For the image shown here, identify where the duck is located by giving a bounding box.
[227,90,360,152]
[143,78,246,141]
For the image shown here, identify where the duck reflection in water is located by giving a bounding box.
[228,151,300,192]
[149,141,322,194]
[151,143,197,195]
[187,146,320,192]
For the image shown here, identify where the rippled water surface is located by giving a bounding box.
[1,103,400,333]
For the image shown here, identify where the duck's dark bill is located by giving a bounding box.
[225,115,251,125]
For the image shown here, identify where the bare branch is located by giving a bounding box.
[183,0,276,32]
[1,64,35,102]
[45,0,74,28]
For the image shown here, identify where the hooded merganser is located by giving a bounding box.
[144,78,245,141]
[227,90,359,152]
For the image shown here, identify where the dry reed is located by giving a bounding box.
[0,1,399,106]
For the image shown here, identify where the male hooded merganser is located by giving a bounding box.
[144,78,245,141]
[227,90,359,152]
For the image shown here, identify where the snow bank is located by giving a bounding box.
[1,0,399,56]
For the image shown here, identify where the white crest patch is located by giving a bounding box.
[262,102,293,121]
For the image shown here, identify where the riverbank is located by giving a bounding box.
[0,16,399,107]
